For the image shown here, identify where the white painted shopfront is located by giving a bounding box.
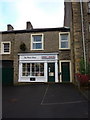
[18,53,58,82]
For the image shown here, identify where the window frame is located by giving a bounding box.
[88,1,90,13]
[22,63,44,77]
[89,23,90,32]
[1,41,11,54]
[31,33,44,50]
[59,32,70,50]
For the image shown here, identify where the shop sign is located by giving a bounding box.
[20,56,41,60]
[24,56,37,59]
[42,56,55,59]
[20,55,56,60]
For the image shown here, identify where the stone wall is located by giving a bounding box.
[72,2,89,74]
[71,2,82,74]
[1,33,15,60]
[13,31,71,83]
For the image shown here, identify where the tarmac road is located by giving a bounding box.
[2,83,89,118]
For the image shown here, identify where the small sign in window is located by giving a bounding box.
[49,72,54,76]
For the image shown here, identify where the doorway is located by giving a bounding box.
[60,61,71,82]
[48,63,55,82]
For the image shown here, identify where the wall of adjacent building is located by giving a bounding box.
[64,1,90,83]
[1,33,15,60]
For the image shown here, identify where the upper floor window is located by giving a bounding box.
[88,1,90,13]
[31,34,44,50]
[1,42,11,54]
[59,32,70,49]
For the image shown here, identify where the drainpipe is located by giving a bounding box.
[80,0,87,74]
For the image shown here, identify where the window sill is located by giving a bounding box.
[1,53,11,55]
[21,76,44,77]
[30,49,44,51]
[59,48,71,50]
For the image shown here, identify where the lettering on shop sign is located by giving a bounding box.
[42,56,55,59]
[24,56,37,59]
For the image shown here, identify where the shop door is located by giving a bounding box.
[48,63,55,82]
[61,62,70,82]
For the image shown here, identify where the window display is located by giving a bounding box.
[22,63,44,76]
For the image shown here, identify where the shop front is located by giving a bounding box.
[18,53,58,83]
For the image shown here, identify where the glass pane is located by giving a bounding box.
[27,63,30,76]
[23,63,25,67]
[40,63,44,71]
[33,35,42,42]
[61,34,68,41]
[40,72,44,76]
[22,63,30,76]
[40,63,44,76]
[88,8,90,13]
[36,43,42,49]
[32,63,35,76]
[23,66,25,72]
[35,63,39,76]
[22,63,26,76]
[89,24,90,32]
[4,43,9,52]
[88,3,90,8]
[36,63,39,72]
[33,43,36,49]
[33,43,42,49]
[61,42,68,48]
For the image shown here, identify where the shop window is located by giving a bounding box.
[22,63,44,76]
[1,42,11,54]
[31,34,44,50]
[59,32,70,49]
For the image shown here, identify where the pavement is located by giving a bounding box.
[2,83,89,118]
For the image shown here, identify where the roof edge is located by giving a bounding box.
[1,27,70,34]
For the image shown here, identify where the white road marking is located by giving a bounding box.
[41,100,87,105]
[41,85,49,105]
[40,85,88,106]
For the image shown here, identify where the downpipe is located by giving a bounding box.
[80,0,87,74]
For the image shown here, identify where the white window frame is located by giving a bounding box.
[1,41,11,54]
[22,63,44,77]
[59,32,70,50]
[31,33,44,50]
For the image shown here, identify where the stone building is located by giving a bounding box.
[64,1,90,82]
[0,22,73,85]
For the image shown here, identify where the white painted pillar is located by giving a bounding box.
[70,62,72,83]
[59,61,62,83]
[55,61,58,82]
[18,62,22,82]
[45,62,48,82]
